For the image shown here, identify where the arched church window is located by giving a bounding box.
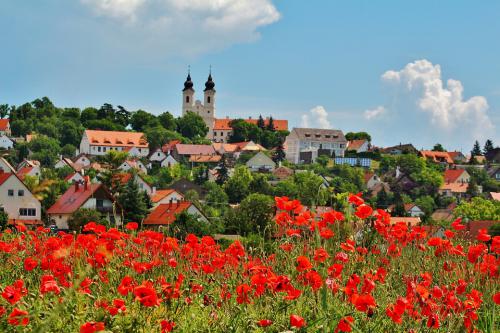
[186,96,190,103]
[207,96,211,103]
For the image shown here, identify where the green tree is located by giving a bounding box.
[454,197,500,221]
[29,135,61,167]
[67,208,106,232]
[266,116,275,131]
[144,126,182,151]
[59,120,84,147]
[471,140,482,157]
[432,143,446,152]
[86,119,125,131]
[158,111,177,131]
[131,110,158,132]
[0,209,8,231]
[345,131,372,142]
[102,150,129,169]
[216,155,229,185]
[257,115,265,129]
[177,112,208,140]
[81,107,98,126]
[224,165,253,203]
[115,105,131,127]
[249,173,273,195]
[414,195,436,217]
[228,120,260,143]
[118,180,150,223]
[0,104,10,119]
[272,140,286,163]
[483,139,494,155]
[61,144,77,157]
[375,187,390,208]
[172,211,213,239]
[224,193,274,236]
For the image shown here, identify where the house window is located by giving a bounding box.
[158,153,161,156]
[18,190,24,196]
[220,132,223,136]
[186,96,190,103]
[96,199,104,208]
[8,189,13,197]
[207,96,211,103]
[98,147,101,152]
[103,147,107,152]
[19,208,36,216]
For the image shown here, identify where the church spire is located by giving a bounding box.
[204,66,215,92]
[183,66,193,91]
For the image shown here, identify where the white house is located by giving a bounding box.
[347,140,369,153]
[0,171,42,226]
[74,154,92,168]
[150,189,185,207]
[364,172,382,190]
[246,152,276,172]
[0,119,11,136]
[115,173,154,196]
[149,149,167,162]
[47,181,121,230]
[55,156,75,170]
[0,135,14,150]
[285,128,347,164]
[160,155,178,168]
[79,129,149,157]
[119,160,148,174]
[17,165,41,180]
[64,172,85,184]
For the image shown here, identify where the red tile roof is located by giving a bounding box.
[348,140,367,151]
[420,151,454,164]
[47,183,104,214]
[161,140,182,153]
[85,130,148,148]
[143,201,193,225]
[213,118,288,131]
[0,172,13,186]
[17,167,34,179]
[151,189,181,203]
[0,119,9,131]
[189,155,221,163]
[439,182,469,193]
[389,217,421,226]
[443,169,467,183]
[175,144,216,156]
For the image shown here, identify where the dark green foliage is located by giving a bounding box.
[471,140,482,157]
[216,155,229,185]
[158,111,177,131]
[483,139,494,155]
[224,193,274,236]
[172,211,213,239]
[118,180,150,223]
[432,143,446,152]
[177,112,208,140]
[345,131,372,142]
[0,210,8,231]
[28,135,61,167]
[67,208,106,232]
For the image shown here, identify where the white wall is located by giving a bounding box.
[0,175,41,221]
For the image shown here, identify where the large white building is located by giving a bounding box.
[79,130,149,157]
[182,72,288,143]
[285,128,347,164]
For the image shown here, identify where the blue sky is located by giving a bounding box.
[1,0,499,151]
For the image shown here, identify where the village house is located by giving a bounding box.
[149,148,167,162]
[488,192,500,201]
[364,172,382,190]
[389,216,421,226]
[0,134,14,150]
[0,119,11,136]
[285,128,347,164]
[438,182,471,199]
[246,152,276,172]
[17,164,41,180]
[380,143,418,155]
[79,129,149,157]
[151,189,184,207]
[486,166,500,181]
[119,159,148,174]
[55,156,76,170]
[113,173,153,195]
[74,154,92,168]
[485,148,500,164]
[443,169,470,184]
[143,200,208,227]
[272,165,294,180]
[0,170,42,226]
[64,172,85,184]
[347,139,370,153]
[173,144,216,161]
[47,180,121,230]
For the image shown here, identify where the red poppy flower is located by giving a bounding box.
[236,284,252,304]
[296,256,312,272]
[313,248,329,262]
[8,308,29,326]
[134,281,161,307]
[80,321,105,333]
[493,292,500,305]
[477,229,491,242]
[161,320,175,332]
[125,222,139,230]
[335,316,354,332]
[257,319,273,327]
[23,257,38,271]
[355,204,373,219]
[290,314,306,328]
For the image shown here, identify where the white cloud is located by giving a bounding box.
[364,106,385,120]
[381,59,494,139]
[301,106,331,129]
[80,0,280,58]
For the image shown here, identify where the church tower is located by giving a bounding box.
[182,71,194,115]
[203,72,216,118]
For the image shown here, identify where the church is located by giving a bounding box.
[182,72,288,143]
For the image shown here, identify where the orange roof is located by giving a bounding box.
[389,217,421,226]
[233,141,267,151]
[212,143,239,153]
[443,169,467,183]
[151,189,182,203]
[348,140,367,151]
[213,118,288,131]
[143,201,193,225]
[84,130,148,148]
[189,155,221,163]
[439,182,468,193]
[47,183,109,214]
[0,119,9,131]
[420,151,454,164]
[490,192,500,201]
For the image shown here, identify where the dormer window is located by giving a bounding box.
[325,135,331,138]
[315,134,321,138]
[305,134,311,138]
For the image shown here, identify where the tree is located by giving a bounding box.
[102,150,129,169]
[131,110,157,132]
[345,132,372,143]
[118,180,149,223]
[144,126,182,151]
[432,143,446,152]
[483,139,494,155]
[86,119,125,131]
[158,112,177,131]
[61,144,77,157]
[81,107,98,126]
[216,155,229,185]
[224,166,253,203]
[28,135,61,167]
[249,173,273,195]
[228,119,260,143]
[98,103,115,120]
[172,211,213,239]
[67,208,106,232]
[115,106,131,127]
[0,209,8,231]
[375,187,390,208]
[177,112,208,140]
[59,120,83,147]
[466,178,480,197]
[224,193,274,236]
[257,115,265,129]
[414,195,436,217]
[272,140,286,163]
[292,172,328,206]
[266,116,275,131]
[471,140,482,157]
[454,197,500,221]
[0,104,10,119]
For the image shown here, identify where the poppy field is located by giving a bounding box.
[0,195,498,332]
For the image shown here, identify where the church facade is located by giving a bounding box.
[182,72,288,143]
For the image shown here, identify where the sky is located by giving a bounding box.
[1,0,499,151]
